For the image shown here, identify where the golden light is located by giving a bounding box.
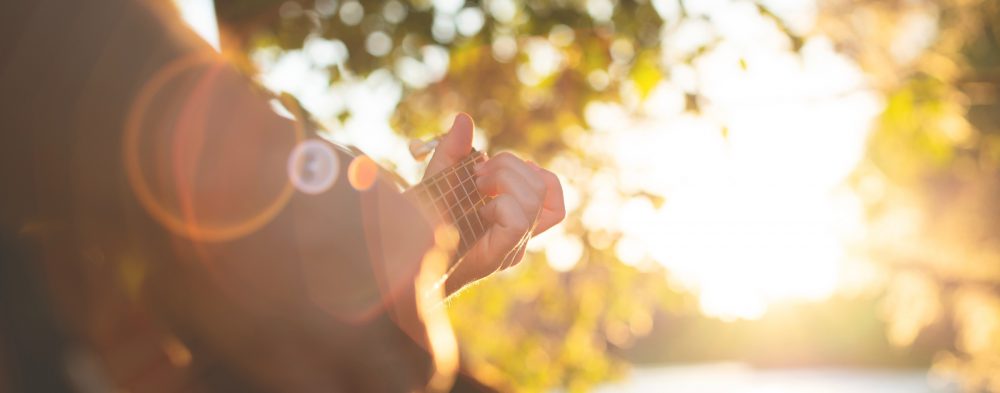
[416,230,461,392]
[161,336,193,368]
[123,54,299,243]
[579,34,881,321]
[347,155,379,191]
[434,224,461,252]
[544,230,584,272]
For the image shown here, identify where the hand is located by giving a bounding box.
[423,113,565,293]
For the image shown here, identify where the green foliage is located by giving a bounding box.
[822,0,1000,391]
[218,0,672,155]
[447,251,676,392]
[872,76,961,180]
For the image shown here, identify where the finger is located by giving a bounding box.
[507,244,527,268]
[479,194,531,234]
[527,164,566,235]
[448,195,529,288]
[476,169,543,222]
[424,113,473,179]
[475,152,546,198]
[478,195,531,268]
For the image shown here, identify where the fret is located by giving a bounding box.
[416,155,481,206]
[406,151,490,260]
[443,186,459,222]
[457,161,488,238]
[424,182,486,225]
[458,215,472,251]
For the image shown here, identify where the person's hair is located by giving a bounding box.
[0,231,75,391]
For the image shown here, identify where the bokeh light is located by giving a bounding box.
[348,155,379,191]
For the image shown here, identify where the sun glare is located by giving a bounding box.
[577,28,881,320]
[172,0,220,51]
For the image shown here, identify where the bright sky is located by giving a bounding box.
[172,0,219,51]
[575,38,880,320]
[535,1,882,321]
[176,0,886,321]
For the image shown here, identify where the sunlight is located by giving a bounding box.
[171,0,219,51]
[245,0,884,322]
[581,9,881,321]
[347,155,379,191]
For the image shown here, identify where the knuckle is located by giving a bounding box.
[493,152,524,167]
[511,214,531,233]
[497,168,518,183]
[529,195,543,211]
[528,174,546,194]
[541,169,560,184]
[497,194,518,208]
[522,192,542,210]
[494,151,519,161]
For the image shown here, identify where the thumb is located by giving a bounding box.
[424,113,474,179]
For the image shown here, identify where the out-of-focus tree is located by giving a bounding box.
[817,0,1000,391]
[210,0,1000,391]
[211,0,767,390]
[215,0,673,152]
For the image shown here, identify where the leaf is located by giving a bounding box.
[630,50,663,99]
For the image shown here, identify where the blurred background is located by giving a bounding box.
[176,0,999,391]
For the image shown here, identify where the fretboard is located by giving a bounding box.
[407,151,490,258]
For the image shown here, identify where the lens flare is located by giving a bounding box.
[348,155,379,191]
[287,139,340,195]
[416,226,461,392]
[123,54,302,242]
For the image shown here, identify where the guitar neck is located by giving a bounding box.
[407,151,490,258]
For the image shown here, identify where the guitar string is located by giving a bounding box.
[419,151,534,263]
[438,157,531,271]
[443,185,487,250]
[411,153,477,213]
[412,154,491,295]
[430,161,489,250]
[445,158,488,234]
[424,151,480,188]
[415,154,480,221]
[412,154,489,250]
[418,153,533,299]
[414,153,478,205]
[415,153,536,303]
[419,154,486,223]
[498,227,532,271]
